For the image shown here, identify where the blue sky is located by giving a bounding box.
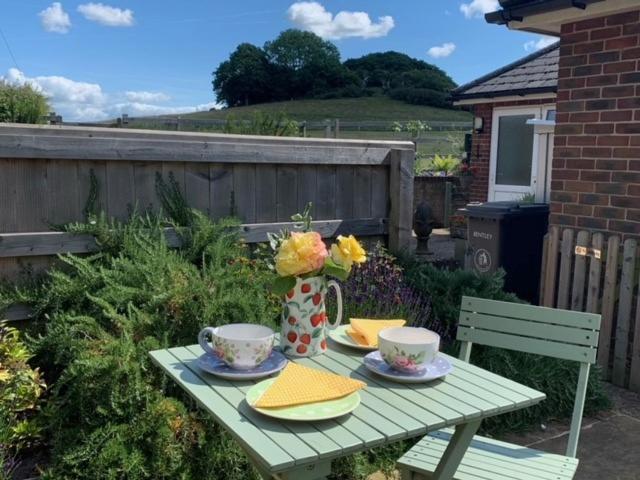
[0,1,556,120]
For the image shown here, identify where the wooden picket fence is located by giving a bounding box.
[539,226,640,391]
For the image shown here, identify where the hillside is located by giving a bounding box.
[179,97,471,122]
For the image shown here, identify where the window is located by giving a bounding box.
[495,114,535,186]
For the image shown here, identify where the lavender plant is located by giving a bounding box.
[331,244,452,343]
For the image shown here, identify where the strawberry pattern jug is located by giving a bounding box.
[280,275,342,357]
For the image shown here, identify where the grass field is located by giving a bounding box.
[179,96,472,122]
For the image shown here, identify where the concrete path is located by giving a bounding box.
[369,383,640,480]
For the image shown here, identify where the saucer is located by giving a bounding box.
[363,350,453,383]
[197,350,287,380]
[328,324,378,351]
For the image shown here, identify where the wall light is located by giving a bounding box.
[473,116,484,133]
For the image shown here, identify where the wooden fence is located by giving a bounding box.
[0,123,415,320]
[540,226,640,391]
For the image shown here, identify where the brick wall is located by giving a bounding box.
[552,9,640,237]
[468,97,555,202]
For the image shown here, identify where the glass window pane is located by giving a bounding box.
[495,114,535,186]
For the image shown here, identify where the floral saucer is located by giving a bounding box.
[197,350,287,380]
[363,350,453,384]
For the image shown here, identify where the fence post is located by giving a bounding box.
[443,181,452,228]
[334,119,340,139]
[324,120,331,138]
[388,148,415,253]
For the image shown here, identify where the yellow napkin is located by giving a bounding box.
[347,318,406,347]
[253,362,366,408]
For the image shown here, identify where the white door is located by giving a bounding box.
[488,106,553,202]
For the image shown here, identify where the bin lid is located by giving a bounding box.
[465,201,549,219]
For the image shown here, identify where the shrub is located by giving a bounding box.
[0,81,49,124]
[0,325,46,479]
[5,212,280,479]
[400,258,610,433]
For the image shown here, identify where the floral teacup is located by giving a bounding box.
[378,327,440,373]
[198,324,275,370]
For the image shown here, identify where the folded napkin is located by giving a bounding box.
[347,318,406,347]
[253,362,366,409]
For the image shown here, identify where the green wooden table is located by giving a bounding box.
[149,342,545,480]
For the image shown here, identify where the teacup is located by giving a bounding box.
[378,327,440,373]
[198,324,275,370]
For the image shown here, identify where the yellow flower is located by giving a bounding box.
[275,232,328,277]
[331,235,367,270]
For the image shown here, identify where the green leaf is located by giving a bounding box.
[271,276,296,296]
[322,257,350,281]
[312,328,323,338]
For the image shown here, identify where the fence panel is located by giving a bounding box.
[0,124,415,321]
[541,228,640,392]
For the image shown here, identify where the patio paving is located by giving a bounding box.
[368,383,640,480]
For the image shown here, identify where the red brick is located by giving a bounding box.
[597,135,630,146]
[603,60,637,73]
[612,171,640,183]
[575,17,606,31]
[571,87,601,99]
[555,169,580,180]
[554,135,568,146]
[589,51,620,64]
[566,181,595,192]
[564,203,593,215]
[558,100,585,113]
[602,85,635,97]
[550,214,578,226]
[570,112,599,122]
[560,54,589,68]
[556,124,584,135]
[581,170,611,182]
[582,147,613,158]
[568,135,597,146]
[586,74,619,86]
[585,99,617,110]
[611,196,638,208]
[606,11,640,26]
[629,185,640,197]
[558,77,586,89]
[605,36,639,50]
[553,158,566,169]
[559,44,574,56]
[577,216,608,229]
[631,136,640,146]
[584,123,615,134]
[617,123,640,134]
[550,202,563,213]
[613,147,640,158]
[566,159,595,169]
[574,41,604,54]
[574,64,603,76]
[551,180,565,191]
[557,90,571,101]
[596,159,628,170]
[600,110,633,121]
[594,206,626,219]
[619,72,640,83]
[626,209,640,222]
[558,67,572,79]
[579,193,610,205]
[564,31,590,44]
[609,220,640,235]
[561,23,575,34]
[622,23,640,35]
[595,182,626,194]
[590,26,622,41]
[618,97,640,109]
[551,191,578,203]
[555,147,582,158]
[621,47,640,60]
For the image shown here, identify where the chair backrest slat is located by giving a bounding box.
[458,296,600,364]
[456,295,602,458]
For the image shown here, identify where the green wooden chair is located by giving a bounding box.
[397,296,601,480]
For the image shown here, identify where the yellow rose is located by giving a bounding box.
[330,235,367,270]
[275,231,328,277]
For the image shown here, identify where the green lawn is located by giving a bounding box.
[179,96,472,122]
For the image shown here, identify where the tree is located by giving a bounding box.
[263,29,352,99]
[213,43,272,107]
[0,81,49,124]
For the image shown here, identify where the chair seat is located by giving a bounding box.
[397,429,579,480]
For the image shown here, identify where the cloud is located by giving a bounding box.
[460,0,499,19]
[524,35,558,52]
[125,91,171,103]
[1,68,215,121]
[77,3,134,27]
[39,2,72,33]
[427,42,456,59]
[287,2,394,40]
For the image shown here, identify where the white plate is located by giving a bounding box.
[363,350,453,383]
[328,324,378,351]
[246,378,361,421]
[197,350,287,380]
